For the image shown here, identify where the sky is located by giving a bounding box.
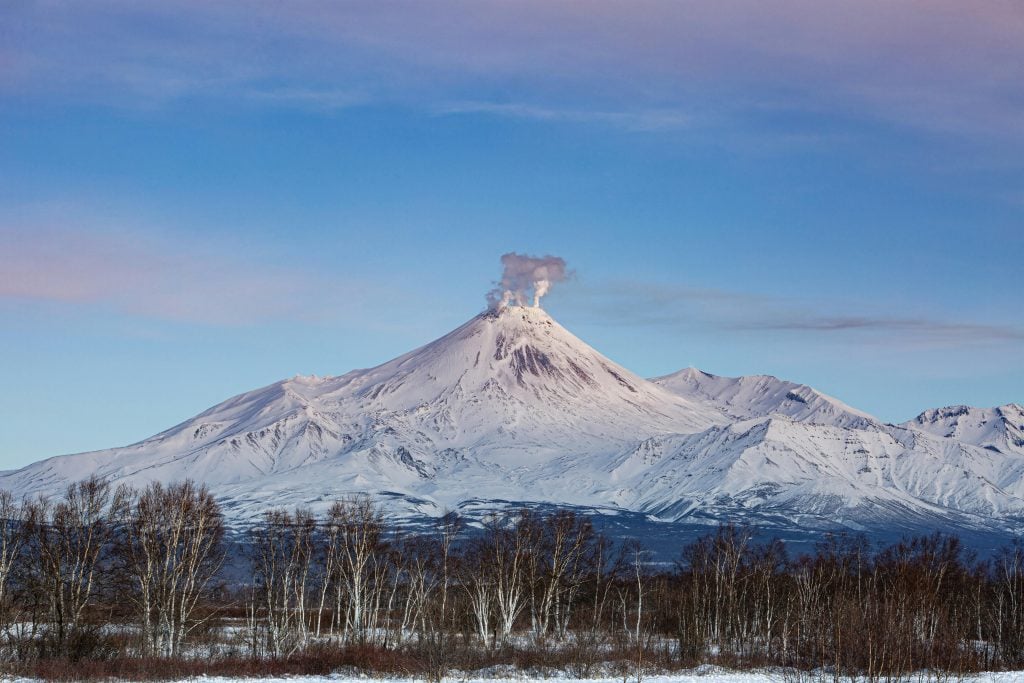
[1,1,1022,468]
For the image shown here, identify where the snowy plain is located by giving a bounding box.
[8,670,1022,683]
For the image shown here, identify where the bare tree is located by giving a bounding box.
[28,476,126,655]
[326,495,386,642]
[118,480,225,657]
[487,510,534,646]
[312,508,341,639]
[247,508,315,657]
[0,491,29,635]
[994,539,1024,664]
[459,535,494,645]
[432,511,460,636]
[530,510,594,639]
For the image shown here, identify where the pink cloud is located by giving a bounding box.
[254,1,1024,137]
[0,223,336,325]
[5,1,1023,142]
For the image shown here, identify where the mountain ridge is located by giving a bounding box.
[2,305,1021,544]
[905,403,1024,457]
[652,367,880,430]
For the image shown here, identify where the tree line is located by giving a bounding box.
[0,476,1022,681]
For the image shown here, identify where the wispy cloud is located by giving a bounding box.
[4,1,1023,150]
[437,101,690,132]
[733,315,1024,344]
[0,222,346,326]
[244,86,369,111]
[564,279,1024,348]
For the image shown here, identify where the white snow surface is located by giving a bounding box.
[608,418,1024,527]
[906,403,1024,457]
[1,306,1022,532]
[652,368,878,429]
[9,669,1023,683]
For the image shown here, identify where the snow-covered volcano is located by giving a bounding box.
[0,306,724,516]
[2,305,1022,538]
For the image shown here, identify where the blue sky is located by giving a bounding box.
[1,1,1022,467]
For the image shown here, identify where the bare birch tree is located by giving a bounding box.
[326,495,385,642]
[118,480,225,657]
[247,508,315,657]
[0,491,29,640]
[531,510,594,639]
[29,476,126,655]
[486,510,534,646]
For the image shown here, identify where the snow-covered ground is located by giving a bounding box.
[9,667,1024,683]
[215,674,1017,683]
[7,670,1018,683]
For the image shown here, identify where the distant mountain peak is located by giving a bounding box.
[907,403,1024,456]
[651,367,879,429]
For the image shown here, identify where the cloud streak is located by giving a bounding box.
[438,101,690,132]
[244,86,370,111]
[565,279,1024,348]
[0,223,339,326]
[4,1,1023,149]
[732,315,1024,344]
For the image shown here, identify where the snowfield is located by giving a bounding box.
[176,676,1018,683]
[9,669,1022,683]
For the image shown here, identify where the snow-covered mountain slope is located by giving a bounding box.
[652,368,879,429]
[1,305,1021,539]
[0,306,725,514]
[905,404,1024,457]
[603,417,1024,531]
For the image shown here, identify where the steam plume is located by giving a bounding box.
[487,252,569,310]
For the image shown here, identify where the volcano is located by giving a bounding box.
[3,305,1022,541]
[0,306,725,517]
